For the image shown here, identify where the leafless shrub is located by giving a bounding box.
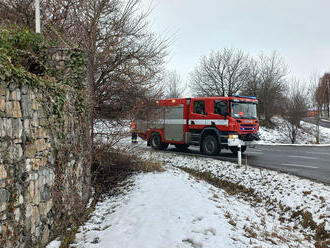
[92,145,164,195]
[281,81,308,143]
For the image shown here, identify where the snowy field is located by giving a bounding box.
[50,138,330,248]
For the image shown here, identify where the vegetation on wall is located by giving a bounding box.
[0,27,90,245]
[0,27,87,112]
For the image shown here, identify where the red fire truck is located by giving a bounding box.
[136,96,260,155]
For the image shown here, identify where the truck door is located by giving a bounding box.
[188,99,207,129]
[210,100,229,128]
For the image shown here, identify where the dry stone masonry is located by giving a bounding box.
[0,48,91,247]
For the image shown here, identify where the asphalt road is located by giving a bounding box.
[244,145,330,185]
[166,145,330,185]
[303,117,330,128]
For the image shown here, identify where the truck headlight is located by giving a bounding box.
[229,134,238,139]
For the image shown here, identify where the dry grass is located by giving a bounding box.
[135,159,165,173]
[291,210,317,229]
[92,146,164,196]
[177,167,255,198]
[224,211,231,219]
[244,225,257,239]
[179,166,330,245]
[228,219,237,227]
[290,210,330,243]
[315,240,330,248]
[315,222,330,241]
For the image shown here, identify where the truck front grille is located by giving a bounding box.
[240,124,256,131]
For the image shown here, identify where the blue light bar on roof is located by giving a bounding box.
[233,95,257,99]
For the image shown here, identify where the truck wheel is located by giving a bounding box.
[175,144,189,151]
[150,133,168,150]
[229,146,247,155]
[201,135,220,155]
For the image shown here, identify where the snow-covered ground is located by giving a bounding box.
[45,118,330,248]
[73,170,239,248]
[259,117,330,144]
[61,140,330,248]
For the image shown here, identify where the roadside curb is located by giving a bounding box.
[257,143,330,147]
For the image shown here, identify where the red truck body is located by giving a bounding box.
[136,96,260,155]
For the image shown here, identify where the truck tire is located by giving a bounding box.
[150,133,168,150]
[175,144,189,151]
[201,135,220,155]
[229,146,247,155]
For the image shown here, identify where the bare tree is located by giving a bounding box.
[189,49,287,126]
[190,48,250,97]
[1,0,169,137]
[1,0,168,111]
[241,51,288,125]
[256,52,288,124]
[317,73,330,117]
[242,58,260,97]
[0,0,34,28]
[282,81,308,143]
[0,1,171,167]
[308,73,322,143]
[161,70,185,98]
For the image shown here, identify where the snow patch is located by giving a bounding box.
[46,240,61,248]
[259,117,330,145]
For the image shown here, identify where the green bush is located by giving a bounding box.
[0,27,48,76]
[0,27,42,53]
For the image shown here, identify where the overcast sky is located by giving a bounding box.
[142,0,330,86]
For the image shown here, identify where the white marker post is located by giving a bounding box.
[35,0,41,33]
[238,144,242,166]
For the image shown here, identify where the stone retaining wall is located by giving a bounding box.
[0,49,91,247]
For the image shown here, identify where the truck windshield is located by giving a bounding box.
[230,102,257,119]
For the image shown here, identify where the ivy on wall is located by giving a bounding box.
[0,27,88,117]
[0,27,91,245]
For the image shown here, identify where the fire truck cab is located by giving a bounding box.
[136,96,260,156]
